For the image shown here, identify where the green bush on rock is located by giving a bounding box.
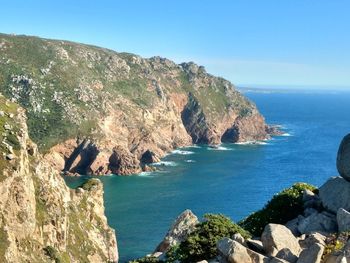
[172,214,251,262]
[238,183,317,237]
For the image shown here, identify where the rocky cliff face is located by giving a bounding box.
[0,33,275,175]
[0,95,118,262]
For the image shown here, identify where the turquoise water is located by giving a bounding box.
[65,90,350,262]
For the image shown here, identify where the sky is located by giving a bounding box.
[0,0,349,88]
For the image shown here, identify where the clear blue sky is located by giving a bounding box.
[1,0,349,87]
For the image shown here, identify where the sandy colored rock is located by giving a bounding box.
[217,238,269,263]
[261,224,301,257]
[0,102,118,262]
[155,209,199,252]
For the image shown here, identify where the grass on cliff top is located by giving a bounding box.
[0,96,20,179]
[0,34,156,151]
[238,182,317,237]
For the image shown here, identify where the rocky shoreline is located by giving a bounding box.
[133,134,350,263]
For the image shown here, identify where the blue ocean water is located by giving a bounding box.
[65,90,350,262]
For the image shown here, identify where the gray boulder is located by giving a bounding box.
[246,239,265,254]
[299,233,326,249]
[337,208,350,232]
[297,211,337,234]
[155,209,199,252]
[275,248,298,263]
[285,216,303,236]
[296,243,324,263]
[319,176,350,213]
[337,133,350,181]
[261,224,301,257]
[217,238,269,263]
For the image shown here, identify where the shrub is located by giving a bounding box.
[238,183,317,237]
[174,214,251,262]
[43,246,60,263]
[81,178,100,191]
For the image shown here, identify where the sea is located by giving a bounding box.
[65,88,350,262]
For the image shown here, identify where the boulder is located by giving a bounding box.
[155,209,199,252]
[302,189,316,203]
[299,233,326,249]
[261,224,301,257]
[217,238,269,263]
[337,133,350,181]
[297,211,337,234]
[232,233,246,245]
[319,176,350,213]
[337,208,350,232]
[275,248,298,263]
[285,216,302,236]
[6,153,15,160]
[247,239,265,254]
[296,243,324,263]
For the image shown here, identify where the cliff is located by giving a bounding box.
[0,33,275,175]
[0,95,118,262]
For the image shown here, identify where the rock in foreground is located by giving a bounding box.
[337,133,350,181]
[155,209,199,253]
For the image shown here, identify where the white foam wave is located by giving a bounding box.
[185,159,196,163]
[152,161,178,167]
[171,149,194,155]
[281,133,292,137]
[235,141,269,145]
[138,172,154,177]
[207,146,232,151]
[186,145,201,148]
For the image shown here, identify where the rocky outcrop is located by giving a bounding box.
[155,209,199,253]
[217,238,269,263]
[336,208,350,232]
[319,176,350,213]
[261,224,301,257]
[0,97,118,262]
[0,33,278,176]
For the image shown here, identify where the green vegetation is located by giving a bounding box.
[168,214,251,263]
[323,232,350,260]
[0,33,256,153]
[81,178,100,191]
[43,246,70,263]
[43,246,60,263]
[239,183,317,236]
[0,96,20,179]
